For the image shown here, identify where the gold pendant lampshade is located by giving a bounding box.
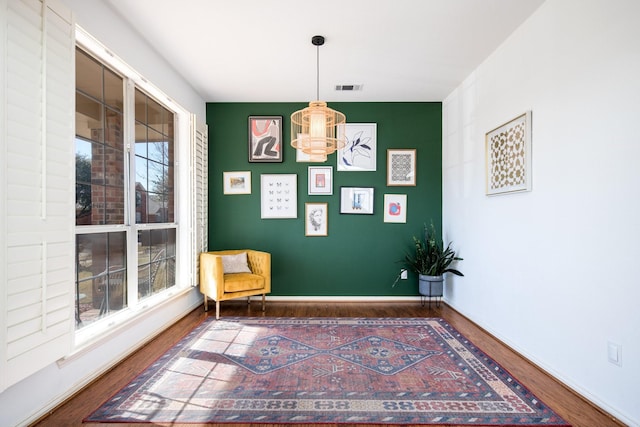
[291,35,346,162]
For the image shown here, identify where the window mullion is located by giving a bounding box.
[124,78,139,308]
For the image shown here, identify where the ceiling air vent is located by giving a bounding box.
[335,84,362,91]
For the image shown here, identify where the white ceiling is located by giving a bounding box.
[106,0,545,103]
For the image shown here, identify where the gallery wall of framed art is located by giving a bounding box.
[207,101,442,297]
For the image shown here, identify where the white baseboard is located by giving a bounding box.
[253,295,423,302]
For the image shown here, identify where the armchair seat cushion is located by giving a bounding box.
[223,273,265,293]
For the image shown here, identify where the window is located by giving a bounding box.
[75,46,181,330]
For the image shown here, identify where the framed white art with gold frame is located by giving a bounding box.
[387,149,416,186]
[223,171,251,195]
[485,111,532,196]
[305,202,328,236]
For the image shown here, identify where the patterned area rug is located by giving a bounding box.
[85,317,568,425]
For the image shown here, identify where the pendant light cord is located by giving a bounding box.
[316,44,320,101]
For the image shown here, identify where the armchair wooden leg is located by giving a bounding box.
[203,295,208,311]
[247,296,251,305]
[261,294,266,312]
[216,301,220,320]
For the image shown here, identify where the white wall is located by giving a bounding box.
[0,1,205,426]
[442,0,640,425]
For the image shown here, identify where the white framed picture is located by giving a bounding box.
[305,203,328,236]
[260,174,297,219]
[383,194,407,223]
[337,123,377,171]
[308,166,333,195]
[223,171,251,195]
[485,111,532,196]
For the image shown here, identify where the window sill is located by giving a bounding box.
[58,286,197,367]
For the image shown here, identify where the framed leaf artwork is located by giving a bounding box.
[337,123,377,171]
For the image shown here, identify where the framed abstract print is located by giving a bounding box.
[308,166,333,195]
[248,116,283,162]
[383,194,407,223]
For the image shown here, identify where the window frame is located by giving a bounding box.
[74,27,193,346]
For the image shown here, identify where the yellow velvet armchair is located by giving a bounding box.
[199,249,271,319]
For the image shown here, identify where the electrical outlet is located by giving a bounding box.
[400,269,408,279]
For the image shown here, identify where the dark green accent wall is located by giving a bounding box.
[206,102,442,296]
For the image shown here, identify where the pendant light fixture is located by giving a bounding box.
[291,35,346,162]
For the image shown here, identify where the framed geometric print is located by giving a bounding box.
[485,111,532,196]
[387,149,416,186]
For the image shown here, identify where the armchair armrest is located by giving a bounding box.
[200,252,225,300]
[246,250,271,293]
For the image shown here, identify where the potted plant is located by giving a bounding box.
[393,222,463,299]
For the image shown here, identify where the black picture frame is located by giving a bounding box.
[248,116,283,162]
[339,187,374,214]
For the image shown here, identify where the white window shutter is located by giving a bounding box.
[0,0,75,392]
[191,116,208,287]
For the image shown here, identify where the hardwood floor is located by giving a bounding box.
[32,301,623,427]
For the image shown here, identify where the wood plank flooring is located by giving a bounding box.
[31,301,624,427]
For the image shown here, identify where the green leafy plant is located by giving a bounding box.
[393,222,463,286]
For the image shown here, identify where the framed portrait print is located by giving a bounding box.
[337,123,377,171]
[248,116,283,162]
[260,174,297,219]
[387,149,416,186]
[308,166,333,195]
[485,111,532,196]
[223,171,251,195]
[383,194,407,223]
[340,187,374,214]
[305,203,328,236]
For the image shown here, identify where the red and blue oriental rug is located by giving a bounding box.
[85,317,568,425]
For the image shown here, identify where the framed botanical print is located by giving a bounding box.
[337,123,377,171]
[485,111,532,195]
[305,203,328,236]
[387,149,416,186]
[308,166,333,195]
[223,171,251,195]
[340,187,374,214]
[248,116,283,162]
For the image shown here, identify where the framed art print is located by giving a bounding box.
[387,149,416,186]
[337,123,377,171]
[305,203,328,236]
[340,187,374,214]
[308,166,333,195]
[223,171,251,195]
[383,194,407,223]
[260,174,297,218]
[485,111,532,196]
[248,116,283,162]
